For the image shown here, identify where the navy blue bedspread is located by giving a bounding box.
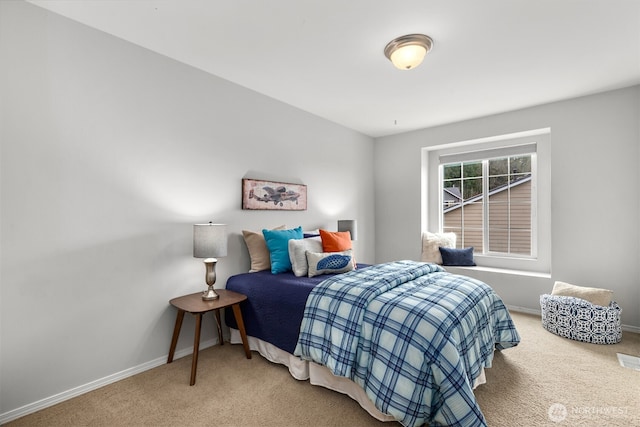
[225,266,370,353]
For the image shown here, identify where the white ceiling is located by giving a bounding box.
[28,0,640,138]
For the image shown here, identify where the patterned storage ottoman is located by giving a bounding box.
[540,294,622,344]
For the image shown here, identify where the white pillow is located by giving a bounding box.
[288,237,322,277]
[306,250,355,278]
[421,231,456,264]
[551,281,613,307]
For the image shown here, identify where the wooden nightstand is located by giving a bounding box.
[167,289,251,385]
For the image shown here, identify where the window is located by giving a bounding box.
[441,152,535,257]
[423,129,551,274]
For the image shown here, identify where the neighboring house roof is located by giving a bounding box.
[443,175,531,214]
[443,187,462,205]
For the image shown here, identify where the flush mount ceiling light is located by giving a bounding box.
[384,34,434,70]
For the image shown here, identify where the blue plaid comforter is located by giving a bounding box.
[293,260,520,427]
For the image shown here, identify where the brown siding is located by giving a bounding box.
[443,180,531,254]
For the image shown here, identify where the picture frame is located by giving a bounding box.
[242,179,307,210]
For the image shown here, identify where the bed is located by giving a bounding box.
[225,260,519,427]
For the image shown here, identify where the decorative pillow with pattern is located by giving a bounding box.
[306,250,354,277]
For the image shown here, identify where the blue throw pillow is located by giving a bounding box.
[262,226,303,273]
[439,246,476,266]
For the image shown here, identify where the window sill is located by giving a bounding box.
[443,265,551,279]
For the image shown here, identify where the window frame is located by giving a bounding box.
[440,150,537,258]
[422,129,551,274]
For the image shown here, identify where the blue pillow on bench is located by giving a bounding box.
[439,246,476,266]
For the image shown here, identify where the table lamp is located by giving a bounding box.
[193,222,228,300]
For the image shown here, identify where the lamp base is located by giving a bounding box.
[202,258,219,300]
[202,286,219,301]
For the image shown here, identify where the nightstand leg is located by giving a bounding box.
[214,309,223,345]
[168,309,185,363]
[190,313,202,386]
[232,303,252,359]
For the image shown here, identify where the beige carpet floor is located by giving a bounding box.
[5,312,640,427]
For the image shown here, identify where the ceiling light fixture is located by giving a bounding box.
[384,34,434,70]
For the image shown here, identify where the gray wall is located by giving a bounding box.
[0,1,374,418]
[375,85,640,330]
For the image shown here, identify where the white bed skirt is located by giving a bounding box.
[229,328,486,422]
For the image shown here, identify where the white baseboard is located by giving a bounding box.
[622,324,640,334]
[506,305,542,316]
[0,339,216,425]
[507,305,640,334]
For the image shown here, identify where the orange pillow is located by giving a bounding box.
[319,229,352,252]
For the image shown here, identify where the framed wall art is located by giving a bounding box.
[242,179,307,210]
